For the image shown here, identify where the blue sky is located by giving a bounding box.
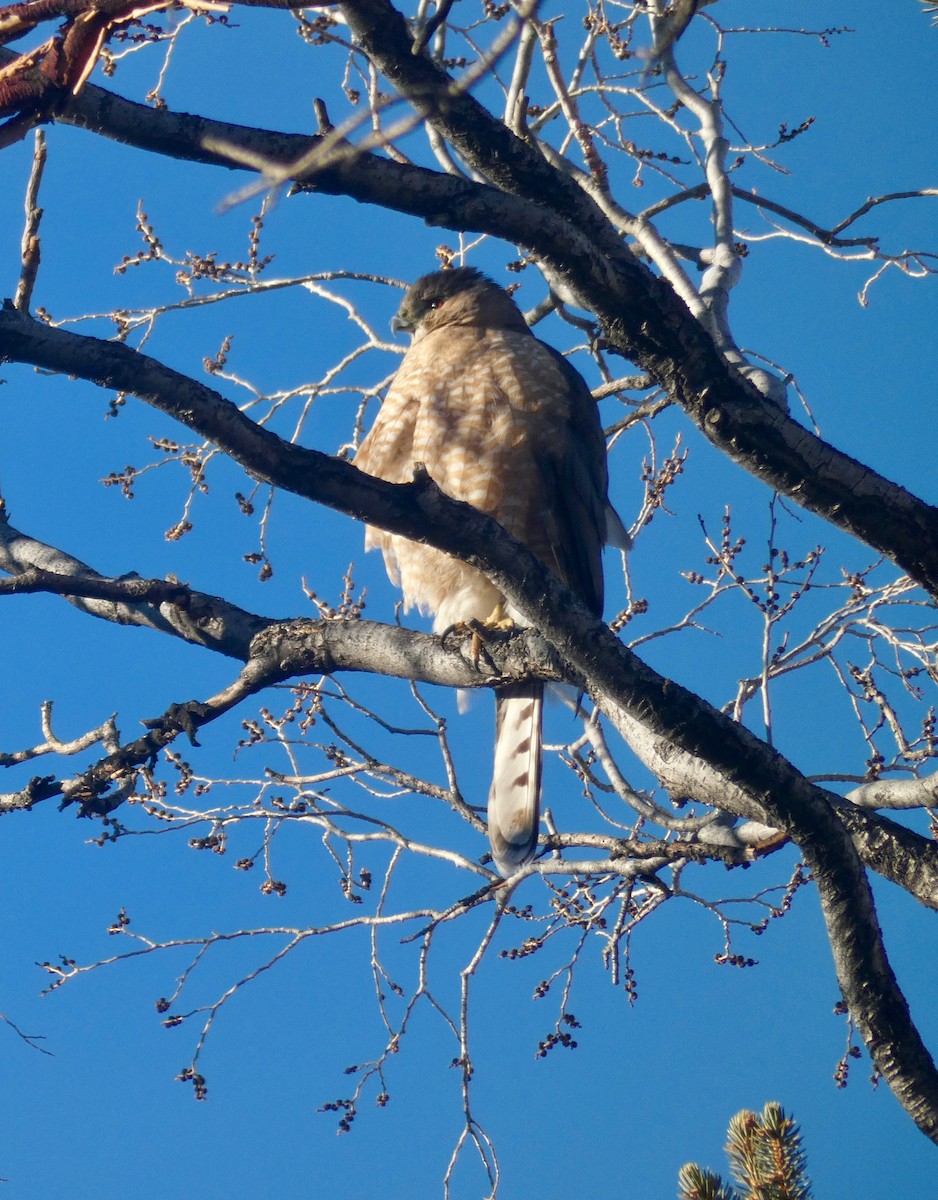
[1,3,937,1196]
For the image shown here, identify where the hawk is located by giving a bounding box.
[353,268,627,875]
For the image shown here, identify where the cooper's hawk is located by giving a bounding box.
[353,268,627,875]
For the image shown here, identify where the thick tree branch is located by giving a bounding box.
[599,695,938,911]
[0,498,271,656]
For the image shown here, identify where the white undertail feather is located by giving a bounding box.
[488,683,543,875]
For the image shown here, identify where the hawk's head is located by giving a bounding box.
[392,268,529,341]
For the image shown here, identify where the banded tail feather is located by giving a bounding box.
[487,682,544,875]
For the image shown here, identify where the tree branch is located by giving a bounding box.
[0,497,271,657]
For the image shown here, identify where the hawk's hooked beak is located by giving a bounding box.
[390,312,414,336]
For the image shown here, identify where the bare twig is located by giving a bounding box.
[14,127,46,311]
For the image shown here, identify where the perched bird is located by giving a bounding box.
[353,267,627,875]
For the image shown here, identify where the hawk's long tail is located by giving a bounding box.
[488,682,543,876]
